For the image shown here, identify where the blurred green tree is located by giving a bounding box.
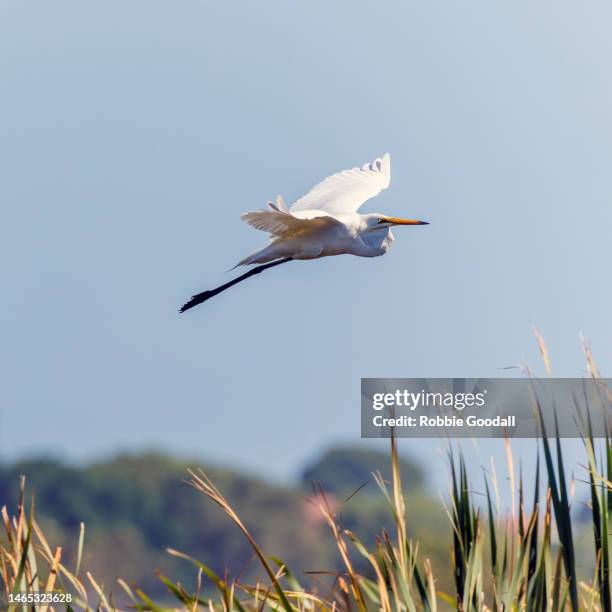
[300,445,424,496]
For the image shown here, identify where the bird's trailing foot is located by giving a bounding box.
[179,257,293,313]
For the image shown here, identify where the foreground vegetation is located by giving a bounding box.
[0,447,440,603]
[2,341,612,610]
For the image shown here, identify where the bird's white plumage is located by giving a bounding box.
[240,208,341,237]
[237,153,425,266]
[290,153,391,215]
[240,153,391,237]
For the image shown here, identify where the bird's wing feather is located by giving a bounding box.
[290,153,391,215]
[241,208,342,237]
[266,195,290,213]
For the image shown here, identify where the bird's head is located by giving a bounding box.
[364,213,429,230]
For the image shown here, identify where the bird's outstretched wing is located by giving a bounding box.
[241,207,342,238]
[290,153,391,216]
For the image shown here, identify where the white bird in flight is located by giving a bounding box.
[180,153,428,312]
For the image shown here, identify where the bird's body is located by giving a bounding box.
[238,211,395,265]
[180,153,428,312]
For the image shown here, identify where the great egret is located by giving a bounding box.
[180,153,428,312]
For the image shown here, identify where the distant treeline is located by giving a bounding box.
[0,446,450,599]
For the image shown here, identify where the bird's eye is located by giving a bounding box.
[378,217,386,224]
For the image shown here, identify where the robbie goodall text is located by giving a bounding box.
[371,388,513,429]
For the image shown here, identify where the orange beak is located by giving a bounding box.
[382,216,429,226]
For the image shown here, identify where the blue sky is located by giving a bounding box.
[1,1,611,488]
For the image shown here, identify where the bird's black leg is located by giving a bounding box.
[179,258,293,313]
